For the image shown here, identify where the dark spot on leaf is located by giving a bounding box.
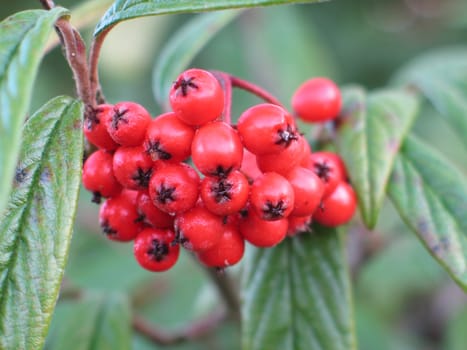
[417,219,430,235]
[14,167,27,185]
[40,166,52,182]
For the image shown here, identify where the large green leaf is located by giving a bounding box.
[46,293,131,350]
[336,87,419,228]
[153,10,241,110]
[388,135,467,290]
[94,0,325,36]
[0,7,68,217]
[0,96,83,350]
[393,47,467,148]
[242,227,356,350]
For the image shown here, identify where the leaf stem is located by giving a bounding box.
[40,0,93,109]
[39,0,55,10]
[132,309,226,345]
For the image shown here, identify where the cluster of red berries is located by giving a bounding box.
[81,68,356,273]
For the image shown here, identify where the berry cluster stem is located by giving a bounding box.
[211,71,233,124]
[230,75,285,108]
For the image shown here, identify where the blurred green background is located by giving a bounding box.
[2,0,467,349]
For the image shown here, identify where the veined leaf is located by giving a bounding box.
[153,10,241,110]
[393,47,467,148]
[242,228,356,350]
[0,7,69,217]
[0,97,83,349]
[336,87,419,228]
[388,135,467,290]
[94,0,326,36]
[46,293,131,350]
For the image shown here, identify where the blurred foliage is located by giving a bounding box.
[1,0,466,348]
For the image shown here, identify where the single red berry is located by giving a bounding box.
[136,191,174,229]
[240,148,262,183]
[307,151,347,198]
[82,149,122,203]
[148,163,200,215]
[106,101,151,146]
[200,170,249,216]
[99,190,143,242]
[134,228,179,272]
[113,146,154,190]
[191,121,243,177]
[144,112,195,162]
[174,203,223,252]
[285,166,324,217]
[239,207,288,247]
[256,135,307,176]
[83,104,119,150]
[170,68,224,126]
[313,181,357,227]
[197,223,245,268]
[287,215,312,236]
[237,103,298,156]
[250,172,294,221]
[291,77,342,123]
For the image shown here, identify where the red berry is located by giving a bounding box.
[174,203,223,252]
[197,223,245,268]
[144,112,195,162]
[170,68,224,126]
[106,102,151,146]
[136,191,174,229]
[250,173,294,220]
[191,121,243,177]
[239,207,288,247]
[148,163,199,215]
[237,103,298,156]
[200,170,249,216]
[113,146,154,190]
[240,148,262,183]
[307,151,347,198]
[285,166,324,217]
[287,215,312,236]
[134,228,179,272]
[313,182,357,227]
[292,77,342,123]
[256,135,307,176]
[83,104,118,150]
[82,150,122,203]
[99,190,143,241]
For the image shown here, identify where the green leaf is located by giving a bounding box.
[393,47,467,148]
[46,293,131,350]
[336,87,419,228]
[242,227,356,350]
[153,10,241,110]
[0,96,83,350]
[388,135,467,290]
[94,0,326,36]
[0,7,69,217]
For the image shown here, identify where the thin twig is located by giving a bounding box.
[204,266,241,323]
[133,309,226,346]
[89,27,113,105]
